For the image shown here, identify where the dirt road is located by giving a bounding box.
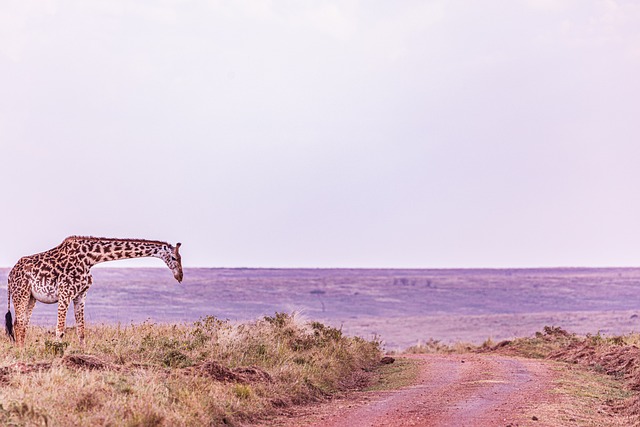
[298,354,556,427]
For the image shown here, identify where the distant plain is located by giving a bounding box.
[2,267,640,349]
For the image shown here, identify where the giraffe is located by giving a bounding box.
[5,236,183,347]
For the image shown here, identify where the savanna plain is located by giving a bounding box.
[1,267,640,426]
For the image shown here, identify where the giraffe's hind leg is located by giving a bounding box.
[26,296,37,324]
[12,289,33,347]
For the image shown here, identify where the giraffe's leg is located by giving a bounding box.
[13,319,25,347]
[73,290,88,346]
[26,296,37,324]
[13,315,26,347]
[55,298,71,341]
[12,292,31,347]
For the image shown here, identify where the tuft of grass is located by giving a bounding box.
[366,358,420,392]
[0,312,381,426]
[233,384,253,399]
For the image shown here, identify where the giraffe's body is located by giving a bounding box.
[6,236,183,346]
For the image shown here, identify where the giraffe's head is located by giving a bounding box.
[163,242,183,283]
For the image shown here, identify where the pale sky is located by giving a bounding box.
[1,0,640,268]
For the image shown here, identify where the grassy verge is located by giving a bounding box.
[539,362,633,426]
[0,313,381,426]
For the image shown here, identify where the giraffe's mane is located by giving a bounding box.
[63,236,170,246]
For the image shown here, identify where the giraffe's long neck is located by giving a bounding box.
[66,237,169,268]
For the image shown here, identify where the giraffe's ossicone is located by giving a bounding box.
[5,236,183,347]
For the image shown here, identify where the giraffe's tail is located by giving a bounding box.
[5,287,14,342]
[5,312,14,342]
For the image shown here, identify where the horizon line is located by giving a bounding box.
[2,265,640,270]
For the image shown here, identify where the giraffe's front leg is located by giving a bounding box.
[56,298,71,341]
[73,290,88,346]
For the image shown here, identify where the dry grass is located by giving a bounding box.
[538,363,634,426]
[0,312,381,426]
[365,358,420,392]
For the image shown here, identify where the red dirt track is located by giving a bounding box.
[305,354,555,427]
